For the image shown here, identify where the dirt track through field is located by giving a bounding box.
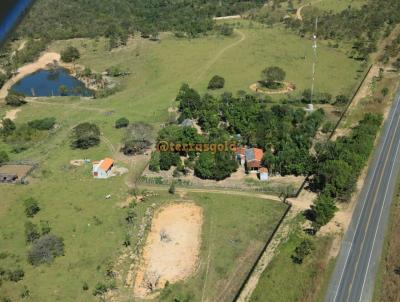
[193,29,246,84]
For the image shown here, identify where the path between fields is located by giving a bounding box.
[296,0,323,21]
[193,29,246,84]
[142,184,282,203]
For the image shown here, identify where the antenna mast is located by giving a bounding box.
[309,17,318,111]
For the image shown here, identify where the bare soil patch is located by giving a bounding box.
[4,108,21,121]
[249,81,295,95]
[133,202,203,298]
[0,164,34,179]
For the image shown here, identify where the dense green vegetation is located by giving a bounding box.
[310,113,383,230]
[285,0,400,60]
[15,0,264,42]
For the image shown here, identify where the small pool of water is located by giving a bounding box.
[11,68,93,97]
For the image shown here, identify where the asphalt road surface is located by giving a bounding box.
[325,92,400,302]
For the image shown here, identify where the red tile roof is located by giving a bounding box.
[100,158,114,171]
[259,167,269,173]
[247,160,261,169]
[253,148,264,161]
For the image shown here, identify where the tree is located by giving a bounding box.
[5,92,27,107]
[292,239,314,264]
[71,123,100,149]
[335,94,349,105]
[7,268,25,282]
[207,75,225,90]
[27,234,65,265]
[115,117,129,129]
[261,66,286,88]
[149,151,160,172]
[1,119,16,136]
[169,182,176,194]
[381,87,389,96]
[24,222,40,243]
[311,193,337,230]
[218,24,234,36]
[0,151,9,165]
[159,152,180,170]
[23,197,40,218]
[194,152,215,179]
[61,46,80,63]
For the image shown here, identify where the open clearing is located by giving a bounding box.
[133,202,203,298]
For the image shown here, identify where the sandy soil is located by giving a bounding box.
[0,52,61,100]
[249,82,295,95]
[3,108,21,121]
[133,203,203,298]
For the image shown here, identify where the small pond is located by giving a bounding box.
[11,68,93,97]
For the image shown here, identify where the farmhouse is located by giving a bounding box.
[92,158,114,179]
[245,147,264,172]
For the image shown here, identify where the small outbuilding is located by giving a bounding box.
[93,158,114,179]
[0,173,18,183]
[259,167,269,181]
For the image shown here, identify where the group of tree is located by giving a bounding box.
[284,0,400,61]
[1,117,56,153]
[309,113,383,230]
[149,83,326,180]
[70,123,100,149]
[21,196,65,266]
[120,122,153,155]
[61,46,80,63]
[13,0,264,43]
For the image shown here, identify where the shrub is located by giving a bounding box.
[27,234,65,266]
[169,182,176,194]
[82,281,89,291]
[71,123,100,149]
[321,121,335,134]
[61,46,80,63]
[23,197,40,218]
[5,92,26,107]
[207,75,225,90]
[92,283,108,296]
[335,94,349,105]
[115,117,129,129]
[28,117,56,130]
[7,268,24,282]
[0,72,7,89]
[24,222,40,243]
[0,151,9,165]
[40,220,51,235]
[292,239,314,264]
[217,24,234,36]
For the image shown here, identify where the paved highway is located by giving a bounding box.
[325,92,400,302]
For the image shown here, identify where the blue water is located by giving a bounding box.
[11,68,93,97]
[0,0,33,43]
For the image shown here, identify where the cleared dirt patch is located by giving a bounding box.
[133,202,203,298]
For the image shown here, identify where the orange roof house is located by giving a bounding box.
[93,158,114,179]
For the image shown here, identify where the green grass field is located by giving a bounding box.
[249,215,333,302]
[0,183,286,301]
